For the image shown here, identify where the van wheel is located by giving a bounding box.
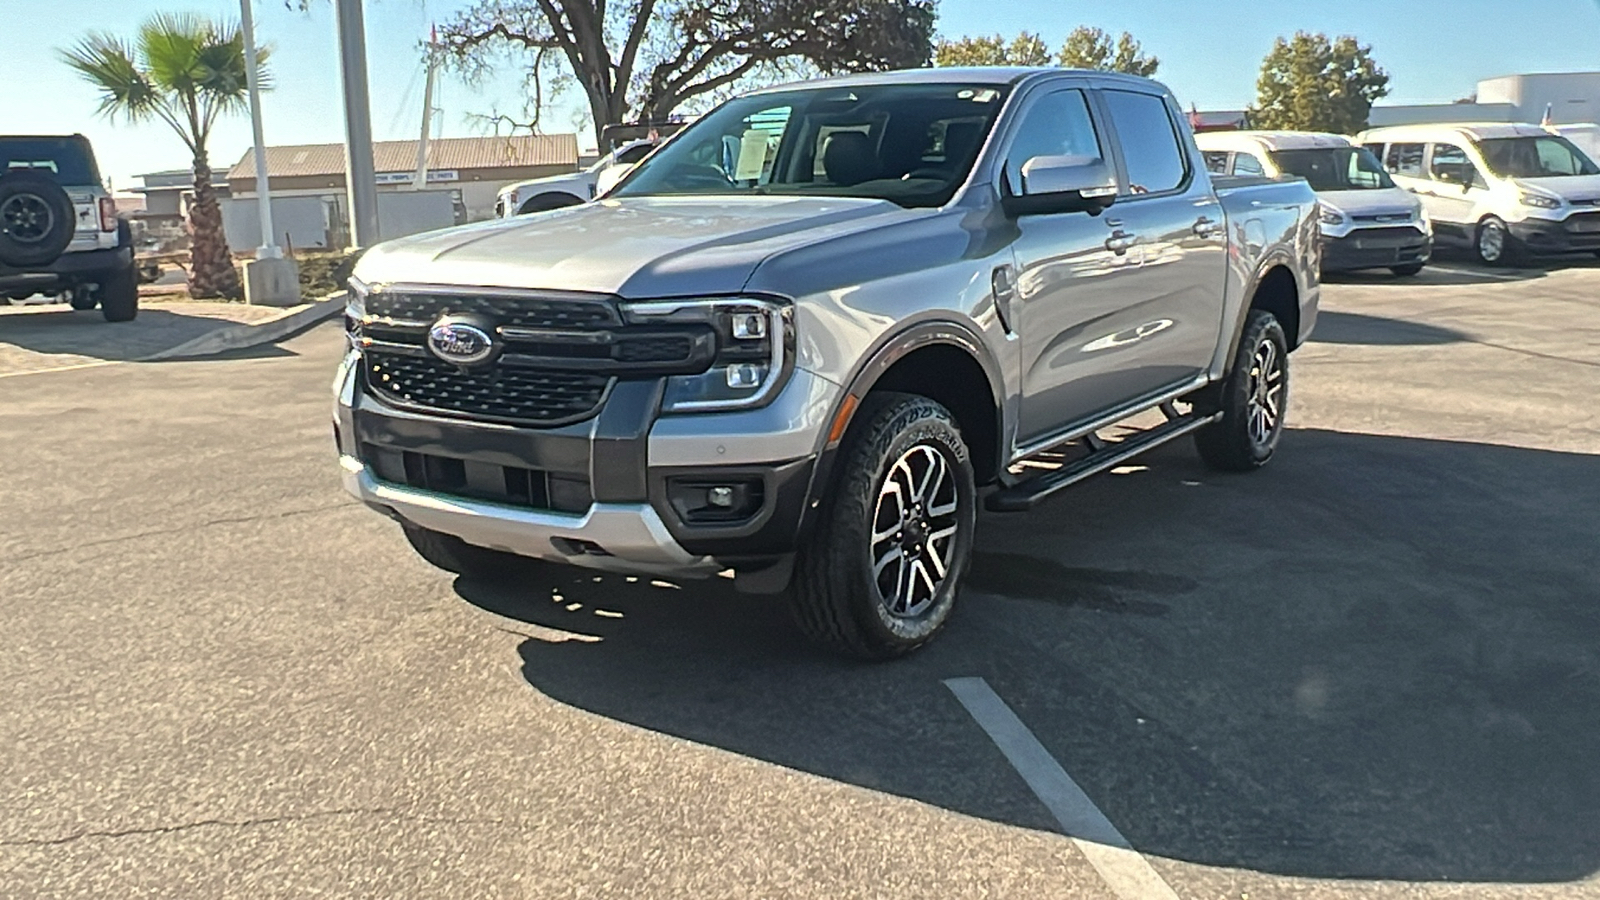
[401,522,531,580]
[1475,217,1521,266]
[1196,309,1289,472]
[790,392,977,660]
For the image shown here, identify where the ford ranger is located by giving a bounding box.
[334,68,1320,659]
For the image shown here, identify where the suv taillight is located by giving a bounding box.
[98,196,118,232]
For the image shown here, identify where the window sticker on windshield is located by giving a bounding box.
[958,89,1000,103]
[735,130,770,181]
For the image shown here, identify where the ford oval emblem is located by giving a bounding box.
[427,318,496,366]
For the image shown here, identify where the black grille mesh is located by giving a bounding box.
[366,352,611,424]
[368,292,618,329]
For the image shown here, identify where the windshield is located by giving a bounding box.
[0,136,101,185]
[1269,147,1394,191]
[611,82,1010,209]
[1477,136,1600,178]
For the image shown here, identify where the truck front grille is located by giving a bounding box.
[365,351,613,425]
[354,287,716,427]
[360,442,593,514]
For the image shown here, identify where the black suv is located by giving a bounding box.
[1,134,138,321]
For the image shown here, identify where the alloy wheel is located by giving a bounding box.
[1246,338,1284,448]
[1,194,53,244]
[870,444,960,618]
[1479,222,1505,263]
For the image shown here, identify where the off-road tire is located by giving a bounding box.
[0,171,76,267]
[1390,262,1425,277]
[401,522,529,579]
[790,392,977,660]
[98,263,139,322]
[1195,309,1289,472]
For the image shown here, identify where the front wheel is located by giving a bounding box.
[1475,217,1521,267]
[791,392,977,660]
[1195,309,1289,472]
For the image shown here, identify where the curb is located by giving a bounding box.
[141,291,347,361]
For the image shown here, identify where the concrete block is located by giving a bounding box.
[242,257,302,307]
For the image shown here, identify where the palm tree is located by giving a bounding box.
[63,14,269,299]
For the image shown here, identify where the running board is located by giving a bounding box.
[985,410,1222,512]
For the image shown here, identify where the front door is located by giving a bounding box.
[1004,86,1143,446]
[1423,142,1489,243]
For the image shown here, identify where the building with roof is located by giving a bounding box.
[226,133,579,224]
[1370,72,1600,129]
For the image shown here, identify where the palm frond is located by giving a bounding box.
[59,33,159,123]
[139,11,210,93]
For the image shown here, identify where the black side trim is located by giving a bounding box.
[591,379,664,502]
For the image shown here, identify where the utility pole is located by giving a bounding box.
[334,0,380,248]
[239,0,279,259]
[413,26,439,190]
[238,0,300,306]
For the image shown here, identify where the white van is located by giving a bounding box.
[1357,123,1600,265]
[1197,131,1431,275]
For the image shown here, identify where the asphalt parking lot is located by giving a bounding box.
[3,255,1599,899]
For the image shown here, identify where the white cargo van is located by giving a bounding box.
[1358,123,1600,265]
[1197,131,1431,276]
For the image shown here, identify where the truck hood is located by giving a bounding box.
[1316,187,1421,219]
[355,195,924,297]
[1515,174,1600,205]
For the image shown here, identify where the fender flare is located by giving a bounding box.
[1222,250,1302,371]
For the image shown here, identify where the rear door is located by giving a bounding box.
[1084,86,1228,400]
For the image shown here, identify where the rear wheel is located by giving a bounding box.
[1195,309,1289,472]
[401,522,531,580]
[1390,262,1425,276]
[791,393,976,660]
[98,262,139,322]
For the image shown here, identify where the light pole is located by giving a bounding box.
[333,0,380,248]
[237,0,300,306]
[239,0,278,259]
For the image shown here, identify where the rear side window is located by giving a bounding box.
[1004,89,1103,194]
[1102,90,1187,195]
[0,137,101,185]
[1385,143,1425,177]
[1232,153,1265,176]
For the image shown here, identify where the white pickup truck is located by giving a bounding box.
[337,68,1321,659]
[494,139,659,217]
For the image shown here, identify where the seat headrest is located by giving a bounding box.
[823,132,880,187]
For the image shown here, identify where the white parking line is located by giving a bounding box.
[0,359,123,379]
[1424,264,1530,281]
[944,677,1181,900]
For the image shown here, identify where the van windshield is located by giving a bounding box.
[1477,136,1600,178]
[1268,147,1394,191]
[611,83,1011,209]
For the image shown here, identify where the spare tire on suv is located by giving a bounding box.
[0,170,76,268]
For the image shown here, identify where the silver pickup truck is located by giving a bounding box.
[334,68,1320,659]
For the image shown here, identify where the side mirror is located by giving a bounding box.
[1001,155,1118,217]
[594,162,636,198]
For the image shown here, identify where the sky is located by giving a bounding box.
[5,0,1599,189]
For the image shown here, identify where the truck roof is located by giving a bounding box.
[1358,122,1561,143]
[1195,131,1355,153]
[747,66,1165,95]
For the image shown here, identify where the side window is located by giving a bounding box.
[1102,89,1188,195]
[1429,143,1483,188]
[1003,89,1103,194]
[1202,151,1230,175]
[1232,153,1265,176]
[1363,143,1386,160]
[1385,143,1425,177]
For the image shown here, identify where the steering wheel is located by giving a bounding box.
[666,163,736,190]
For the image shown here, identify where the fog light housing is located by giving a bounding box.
[666,476,764,524]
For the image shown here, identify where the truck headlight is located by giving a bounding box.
[1520,193,1561,210]
[344,277,368,349]
[621,296,793,413]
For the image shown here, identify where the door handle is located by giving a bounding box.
[1193,216,1224,238]
[1105,230,1136,255]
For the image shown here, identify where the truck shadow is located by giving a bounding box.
[453,429,1600,885]
[0,305,271,363]
[1309,311,1468,346]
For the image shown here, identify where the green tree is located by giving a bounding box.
[934,31,1050,67]
[1251,32,1390,134]
[436,0,937,147]
[1057,26,1158,76]
[62,13,265,299]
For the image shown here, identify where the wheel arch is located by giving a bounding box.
[516,191,586,215]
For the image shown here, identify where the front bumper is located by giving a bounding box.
[334,351,831,577]
[1320,228,1431,272]
[1510,213,1600,254]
